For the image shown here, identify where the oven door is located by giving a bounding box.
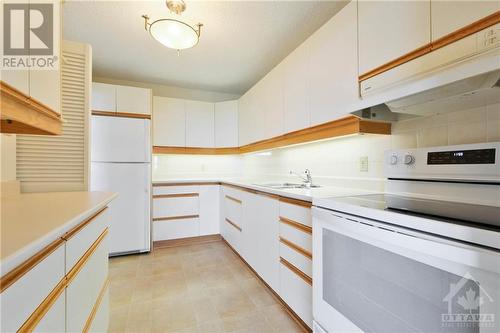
[312,207,500,333]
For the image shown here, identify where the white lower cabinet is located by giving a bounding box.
[66,233,109,332]
[220,186,312,328]
[153,185,220,242]
[0,209,111,332]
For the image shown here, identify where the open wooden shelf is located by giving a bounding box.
[153,115,391,155]
[1,81,62,135]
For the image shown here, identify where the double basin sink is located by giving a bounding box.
[255,182,321,189]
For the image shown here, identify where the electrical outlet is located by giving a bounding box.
[360,156,368,172]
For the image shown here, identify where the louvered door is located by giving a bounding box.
[16,41,91,192]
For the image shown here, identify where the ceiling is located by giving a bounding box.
[63,1,348,95]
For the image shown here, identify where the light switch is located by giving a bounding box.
[360,156,369,172]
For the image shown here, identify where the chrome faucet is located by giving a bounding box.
[290,169,313,188]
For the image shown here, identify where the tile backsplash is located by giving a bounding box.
[153,102,499,190]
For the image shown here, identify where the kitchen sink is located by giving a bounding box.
[255,182,321,189]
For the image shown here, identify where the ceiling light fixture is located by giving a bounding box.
[142,0,202,53]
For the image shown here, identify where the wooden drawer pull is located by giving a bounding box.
[153,215,199,222]
[280,257,312,286]
[279,216,312,235]
[225,195,242,204]
[279,197,312,208]
[153,193,198,199]
[225,218,242,232]
[279,237,312,259]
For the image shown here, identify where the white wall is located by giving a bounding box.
[94,76,240,103]
[152,102,500,191]
[0,134,16,182]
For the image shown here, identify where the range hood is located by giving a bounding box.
[385,69,500,116]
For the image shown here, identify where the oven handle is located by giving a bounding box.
[314,208,500,275]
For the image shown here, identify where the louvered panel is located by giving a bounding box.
[16,41,90,192]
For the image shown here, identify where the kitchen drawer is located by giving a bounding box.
[153,185,200,195]
[279,200,311,227]
[153,217,200,241]
[0,242,65,332]
[223,216,243,253]
[32,291,65,332]
[279,240,312,278]
[63,208,108,272]
[88,285,109,332]
[66,231,109,332]
[153,195,199,218]
[223,194,242,225]
[279,218,312,253]
[279,259,313,328]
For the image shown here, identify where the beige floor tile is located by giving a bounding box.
[109,241,305,333]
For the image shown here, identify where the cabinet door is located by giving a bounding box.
[153,96,186,147]
[116,85,151,115]
[185,100,215,148]
[261,67,284,140]
[92,82,116,112]
[215,100,238,147]
[431,1,500,40]
[308,1,360,126]
[255,194,280,292]
[1,70,30,95]
[283,44,310,133]
[199,185,220,235]
[30,69,61,113]
[358,0,431,75]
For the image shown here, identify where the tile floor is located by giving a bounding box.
[108,240,305,333]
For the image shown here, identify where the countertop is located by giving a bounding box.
[1,191,117,276]
[152,178,374,202]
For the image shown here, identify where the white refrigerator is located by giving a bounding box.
[90,115,151,255]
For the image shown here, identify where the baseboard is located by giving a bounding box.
[153,234,222,249]
[221,238,312,333]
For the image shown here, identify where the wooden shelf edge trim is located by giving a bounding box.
[0,238,65,293]
[153,215,199,222]
[153,193,199,199]
[225,195,242,204]
[92,110,151,119]
[279,216,312,235]
[279,237,312,260]
[359,11,500,82]
[1,81,62,135]
[221,238,312,333]
[279,196,312,208]
[82,277,110,333]
[153,116,391,156]
[62,207,108,241]
[225,218,242,232]
[66,228,109,284]
[280,257,312,286]
[153,182,220,187]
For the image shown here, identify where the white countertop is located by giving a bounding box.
[1,191,117,276]
[153,177,374,202]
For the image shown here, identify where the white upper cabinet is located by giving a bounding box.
[308,1,359,126]
[215,100,238,148]
[153,96,186,147]
[116,85,151,115]
[431,1,500,40]
[185,100,215,148]
[261,65,284,140]
[283,44,310,133]
[92,83,116,112]
[238,92,252,146]
[358,0,431,75]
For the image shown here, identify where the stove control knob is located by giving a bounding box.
[404,154,415,165]
[390,154,398,165]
